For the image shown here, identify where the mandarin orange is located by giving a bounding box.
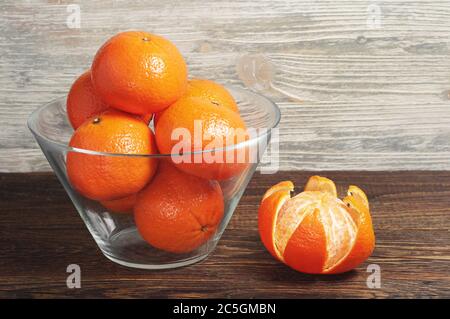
[134,161,224,253]
[155,96,249,180]
[67,70,152,129]
[100,193,137,214]
[91,31,187,114]
[258,176,375,274]
[153,78,239,127]
[67,70,109,129]
[186,79,239,113]
[67,110,158,201]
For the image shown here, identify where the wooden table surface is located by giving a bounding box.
[0,171,449,298]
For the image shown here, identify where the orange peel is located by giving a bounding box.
[258,176,375,274]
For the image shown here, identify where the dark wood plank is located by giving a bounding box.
[0,171,449,298]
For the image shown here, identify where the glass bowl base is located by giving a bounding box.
[98,226,214,269]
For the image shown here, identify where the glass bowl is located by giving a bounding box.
[27,86,280,269]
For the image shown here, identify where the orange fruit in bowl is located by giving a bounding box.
[67,70,109,129]
[186,78,239,113]
[134,161,224,253]
[100,193,137,214]
[155,96,249,180]
[153,78,239,127]
[66,70,152,129]
[91,31,188,115]
[258,176,375,274]
[66,110,158,201]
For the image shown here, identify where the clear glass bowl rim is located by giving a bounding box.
[27,86,281,158]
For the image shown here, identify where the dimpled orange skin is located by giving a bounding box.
[153,78,239,127]
[258,177,375,274]
[66,110,158,201]
[91,31,188,115]
[67,70,109,129]
[67,70,153,129]
[134,161,224,253]
[100,193,137,214]
[186,79,239,113]
[155,96,249,180]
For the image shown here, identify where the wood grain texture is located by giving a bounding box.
[0,171,449,298]
[1,1,450,172]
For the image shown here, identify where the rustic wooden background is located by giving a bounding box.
[1,0,450,172]
[2,171,449,298]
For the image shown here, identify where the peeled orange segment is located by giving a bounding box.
[258,176,375,274]
[329,187,375,274]
[304,175,337,197]
[262,181,294,201]
[347,185,369,210]
[258,181,294,261]
[274,191,357,273]
[320,199,357,270]
[274,192,319,258]
[283,208,327,274]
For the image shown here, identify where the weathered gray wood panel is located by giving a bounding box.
[1,0,450,172]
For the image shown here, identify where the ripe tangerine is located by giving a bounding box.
[91,31,188,114]
[134,161,224,253]
[67,110,158,201]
